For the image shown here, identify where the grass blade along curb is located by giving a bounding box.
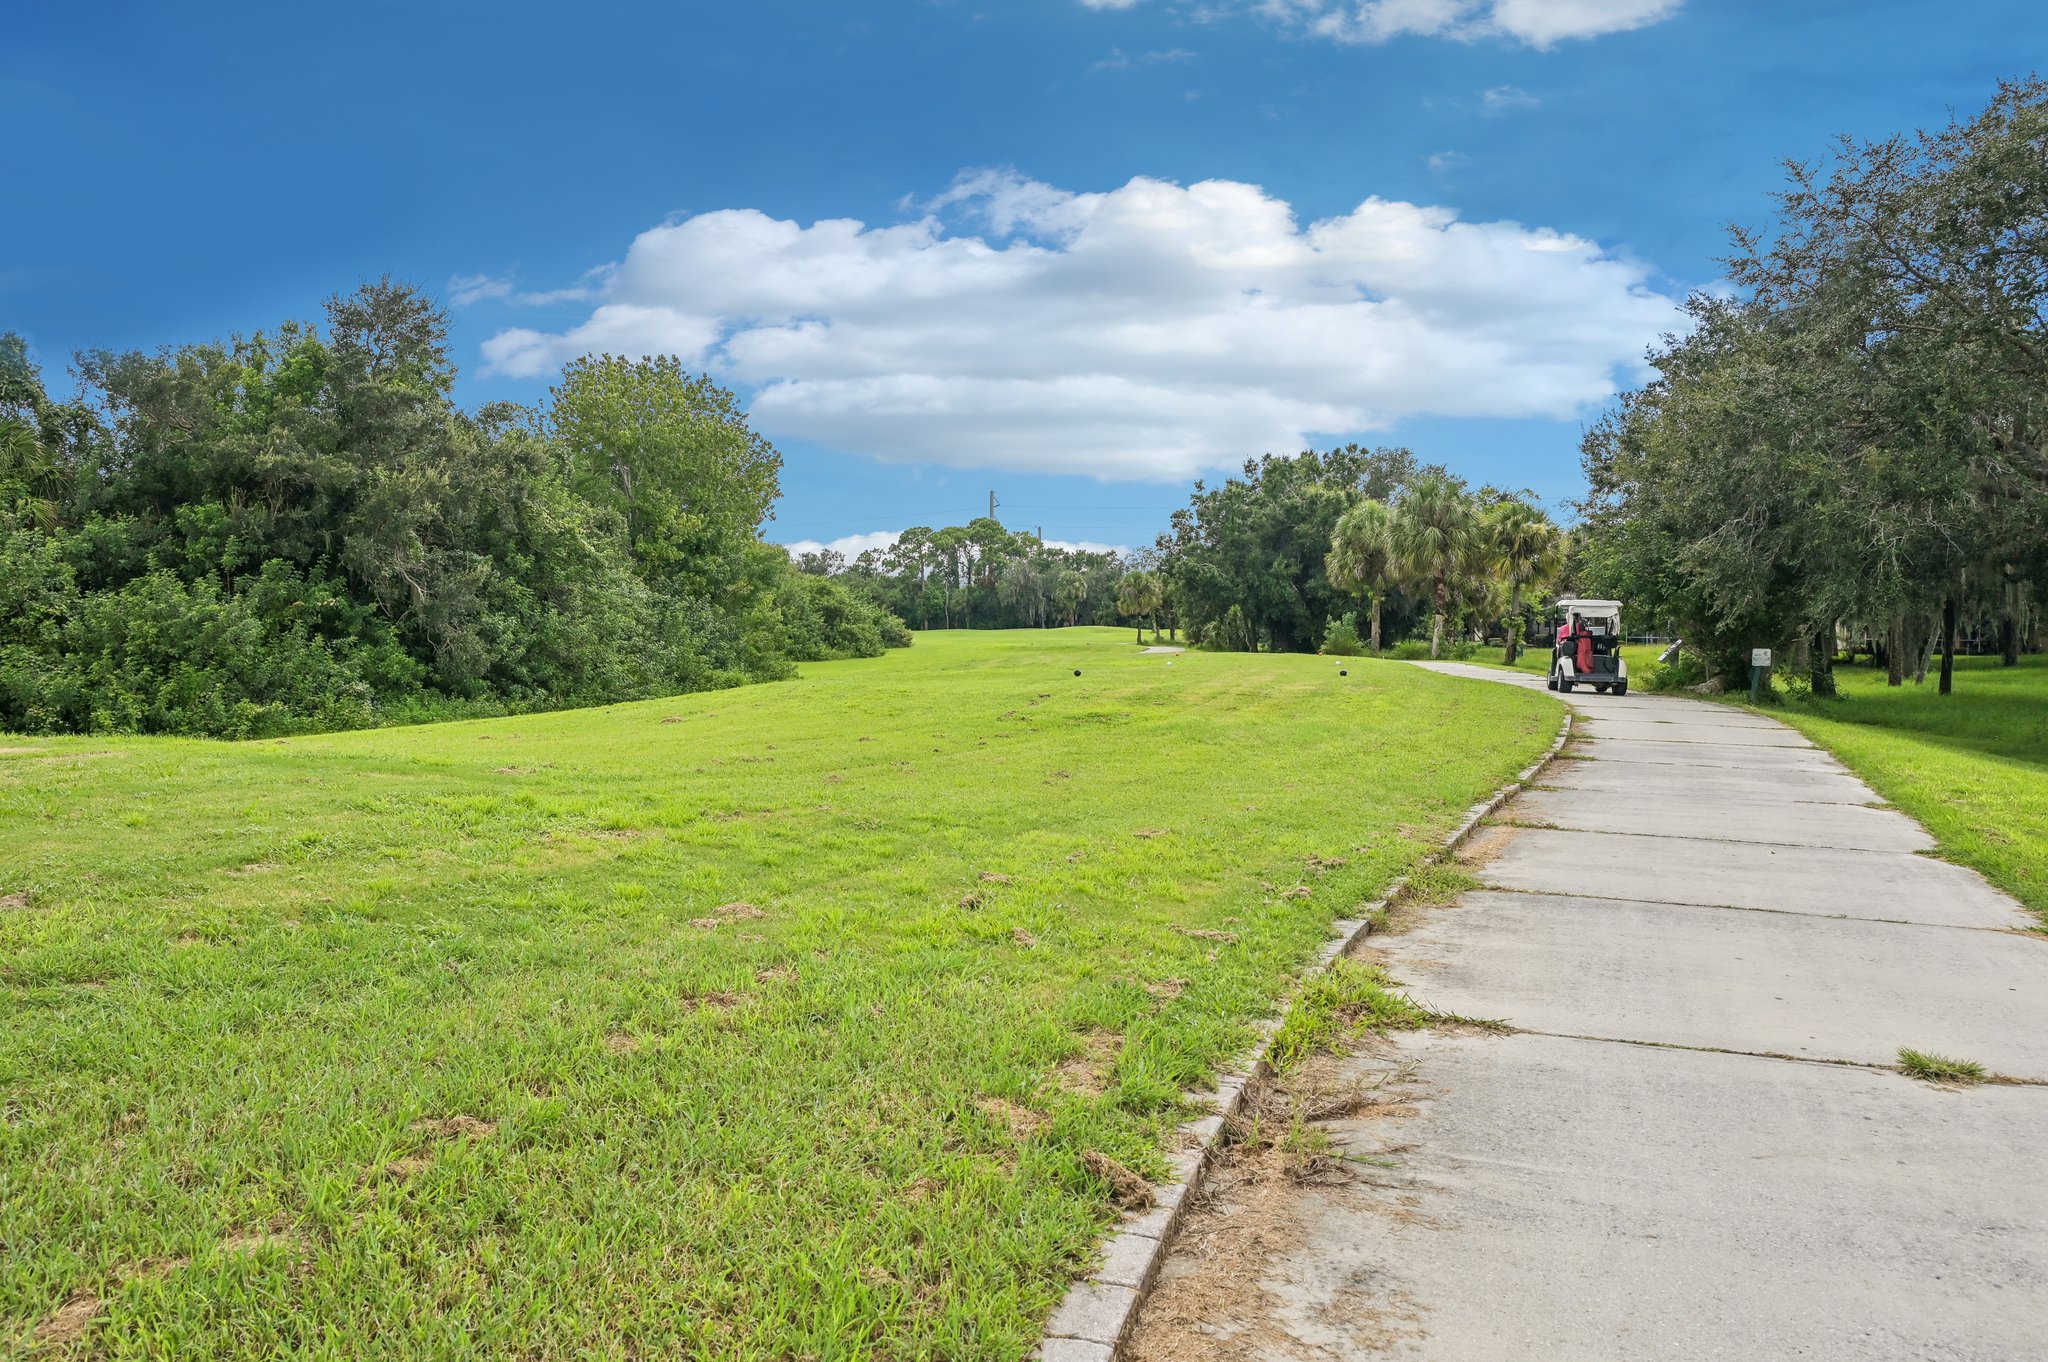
[1032,704,1574,1361]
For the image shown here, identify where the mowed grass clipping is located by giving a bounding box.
[0,629,1556,1359]
[1773,656,2048,929]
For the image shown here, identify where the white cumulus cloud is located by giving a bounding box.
[1137,0,1683,47]
[783,530,1133,564]
[1481,84,1540,113]
[784,530,907,561]
[481,170,1681,482]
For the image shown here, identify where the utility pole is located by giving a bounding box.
[988,490,999,522]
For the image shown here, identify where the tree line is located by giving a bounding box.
[794,522,1127,632]
[1575,77,2048,695]
[0,281,907,738]
[1133,444,1566,660]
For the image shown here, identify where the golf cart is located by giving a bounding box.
[1548,598,1628,696]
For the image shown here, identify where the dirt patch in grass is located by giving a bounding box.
[978,871,1013,884]
[1054,1029,1123,1095]
[755,964,797,984]
[604,1033,641,1055]
[220,1229,307,1258]
[382,1154,433,1181]
[1010,928,1039,948]
[1,892,32,910]
[1144,977,1188,1000]
[413,1115,496,1141]
[1172,926,1237,943]
[33,1292,104,1346]
[976,1097,1047,1140]
[692,901,768,929]
[1081,1150,1154,1210]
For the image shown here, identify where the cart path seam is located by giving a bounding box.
[1450,882,2034,936]
[1498,1028,2048,1086]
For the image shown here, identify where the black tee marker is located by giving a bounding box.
[1073,669,1082,676]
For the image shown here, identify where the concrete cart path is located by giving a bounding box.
[1126,661,2048,1362]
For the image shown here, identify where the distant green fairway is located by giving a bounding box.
[1,630,1555,1358]
[1774,656,2048,929]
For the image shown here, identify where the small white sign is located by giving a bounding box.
[1751,648,1773,667]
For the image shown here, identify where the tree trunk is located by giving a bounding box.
[1886,614,1905,686]
[1810,626,1837,698]
[1913,613,1935,685]
[2003,581,2022,666]
[1940,596,1957,695]
[1503,581,1521,664]
[1369,598,1382,653]
[1430,575,1448,660]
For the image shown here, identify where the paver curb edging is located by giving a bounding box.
[1031,701,1575,1360]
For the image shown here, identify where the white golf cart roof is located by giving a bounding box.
[1555,598,1622,614]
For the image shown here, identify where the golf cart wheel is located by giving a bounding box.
[1593,684,1610,694]
[1557,676,1573,693]
[1546,673,1558,691]
[1616,681,1629,697]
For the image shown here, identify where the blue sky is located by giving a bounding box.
[4,1,2038,556]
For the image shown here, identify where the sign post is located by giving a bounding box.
[1750,647,1773,704]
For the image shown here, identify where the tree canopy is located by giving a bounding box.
[1577,77,2048,692]
[0,282,907,737]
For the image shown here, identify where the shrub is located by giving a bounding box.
[1320,613,1364,656]
[1641,647,1709,693]
[1388,640,1431,660]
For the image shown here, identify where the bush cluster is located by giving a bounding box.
[0,285,907,738]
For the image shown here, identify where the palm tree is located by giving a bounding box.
[1483,501,1564,663]
[1326,499,1396,652]
[1053,570,1087,627]
[1389,474,1482,660]
[1115,569,1162,642]
[0,418,61,532]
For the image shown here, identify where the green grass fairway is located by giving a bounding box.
[1771,655,2048,929]
[1,629,1555,1359]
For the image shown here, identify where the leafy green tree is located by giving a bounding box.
[0,284,906,738]
[1157,446,1432,653]
[548,354,782,580]
[1579,81,2048,693]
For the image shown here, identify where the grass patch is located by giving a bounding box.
[1404,863,1483,905]
[1897,1047,1987,1084]
[1268,959,1432,1071]
[0,627,1554,1358]
[1771,656,2048,929]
